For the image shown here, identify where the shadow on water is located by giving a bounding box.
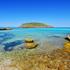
[3,40,24,51]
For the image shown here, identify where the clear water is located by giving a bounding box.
[0,27,70,52]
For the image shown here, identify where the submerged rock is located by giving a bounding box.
[3,40,23,51]
[0,32,15,44]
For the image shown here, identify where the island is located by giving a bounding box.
[20,22,53,28]
[0,28,12,30]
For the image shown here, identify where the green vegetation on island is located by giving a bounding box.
[20,22,53,28]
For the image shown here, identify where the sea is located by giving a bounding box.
[0,27,70,52]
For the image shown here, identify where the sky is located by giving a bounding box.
[0,0,70,27]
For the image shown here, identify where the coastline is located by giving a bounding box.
[0,48,70,70]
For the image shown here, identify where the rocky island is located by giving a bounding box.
[20,22,53,28]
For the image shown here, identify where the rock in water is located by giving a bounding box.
[24,38,38,49]
[64,42,70,53]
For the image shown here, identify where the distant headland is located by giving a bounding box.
[20,22,53,28]
[0,28,12,30]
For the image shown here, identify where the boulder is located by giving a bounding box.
[24,38,38,49]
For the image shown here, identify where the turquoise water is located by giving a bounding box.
[0,28,70,52]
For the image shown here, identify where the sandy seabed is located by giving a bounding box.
[0,48,70,70]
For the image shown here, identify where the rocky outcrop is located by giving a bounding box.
[0,28,12,30]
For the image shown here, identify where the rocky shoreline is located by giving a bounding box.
[0,48,70,70]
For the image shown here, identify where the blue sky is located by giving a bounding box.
[0,0,70,27]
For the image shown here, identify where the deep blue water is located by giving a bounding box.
[0,27,70,51]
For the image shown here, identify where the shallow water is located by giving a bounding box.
[0,27,70,70]
[0,27,70,52]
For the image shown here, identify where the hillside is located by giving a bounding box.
[20,22,53,28]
